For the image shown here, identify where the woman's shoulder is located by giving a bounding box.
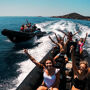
[55,68,60,74]
[88,67,90,74]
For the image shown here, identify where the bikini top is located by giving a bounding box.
[73,77,87,89]
[78,42,84,49]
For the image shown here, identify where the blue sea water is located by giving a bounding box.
[0,17,90,90]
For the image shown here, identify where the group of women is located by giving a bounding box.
[24,30,90,90]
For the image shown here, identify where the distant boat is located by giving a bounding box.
[1,29,46,43]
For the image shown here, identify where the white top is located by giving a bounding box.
[43,69,60,88]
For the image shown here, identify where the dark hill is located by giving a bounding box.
[51,13,90,21]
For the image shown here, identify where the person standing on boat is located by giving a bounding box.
[70,45,90,90]
[58,29,81,41]
[78,33,88,54]
[24,49,60,90]
[58,30,81,59]
[27,23,31,29]
[32,24,38,32]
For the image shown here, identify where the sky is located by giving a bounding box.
[0,0,90,16]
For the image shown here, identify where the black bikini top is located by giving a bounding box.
[73,77,87,89]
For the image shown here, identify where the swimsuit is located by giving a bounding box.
[54,53,66,69]
[79,43,84,52]
[43,69,59,88]
[73,77,87,90]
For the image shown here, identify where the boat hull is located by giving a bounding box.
[16,42,89,90]
[1,29,46,43]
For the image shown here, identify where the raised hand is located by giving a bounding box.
[24,49,29,54]
[86,33,88,37]
[49,36,51,39]
[78,30,81,32]
[70,45,74,53]
[54,32,56,35]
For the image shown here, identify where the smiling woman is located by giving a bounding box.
[24,49,60,90]
[70,46,90,90]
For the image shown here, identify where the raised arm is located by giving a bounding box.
[64,39,69,52]
[64,55,68,63]
[49,36,59,46]
[70,46,79,75]
[57,29,68,36]
[62,35,65,41]
[24,49,44,68]
[73,30,81,36]
[53,55,59,64]
[54,33,61,43]
[83,33,88,43]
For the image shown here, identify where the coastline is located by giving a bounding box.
[51,13,90,21]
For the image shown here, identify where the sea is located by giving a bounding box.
[0,16,90,90]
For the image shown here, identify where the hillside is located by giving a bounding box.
[51,13,90,21]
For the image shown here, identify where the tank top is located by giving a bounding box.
[43,69,60,88]
[54,53,66,69]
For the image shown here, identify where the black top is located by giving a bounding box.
[73,77,87,90]
[54,53,66,69]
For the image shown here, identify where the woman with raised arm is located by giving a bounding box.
[70,46,90,90]
[78,33,88,54]
[57,29,81,41]
[24,49,60,90]
[49,35,69,53]
[54,33,61,43]
[49,34,69,90]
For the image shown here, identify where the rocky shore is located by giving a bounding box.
[51,13,90,21]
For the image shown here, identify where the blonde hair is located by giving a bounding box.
[80,60,88,68]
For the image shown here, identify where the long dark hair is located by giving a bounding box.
[44,57,54,67]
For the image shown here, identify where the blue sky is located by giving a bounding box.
[0,0,90,16]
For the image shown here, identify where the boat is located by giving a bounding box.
[1,29,46,43]
[16,41,89,90]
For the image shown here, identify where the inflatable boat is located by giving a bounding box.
[16,42,89,90]
[1,29,46,43]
